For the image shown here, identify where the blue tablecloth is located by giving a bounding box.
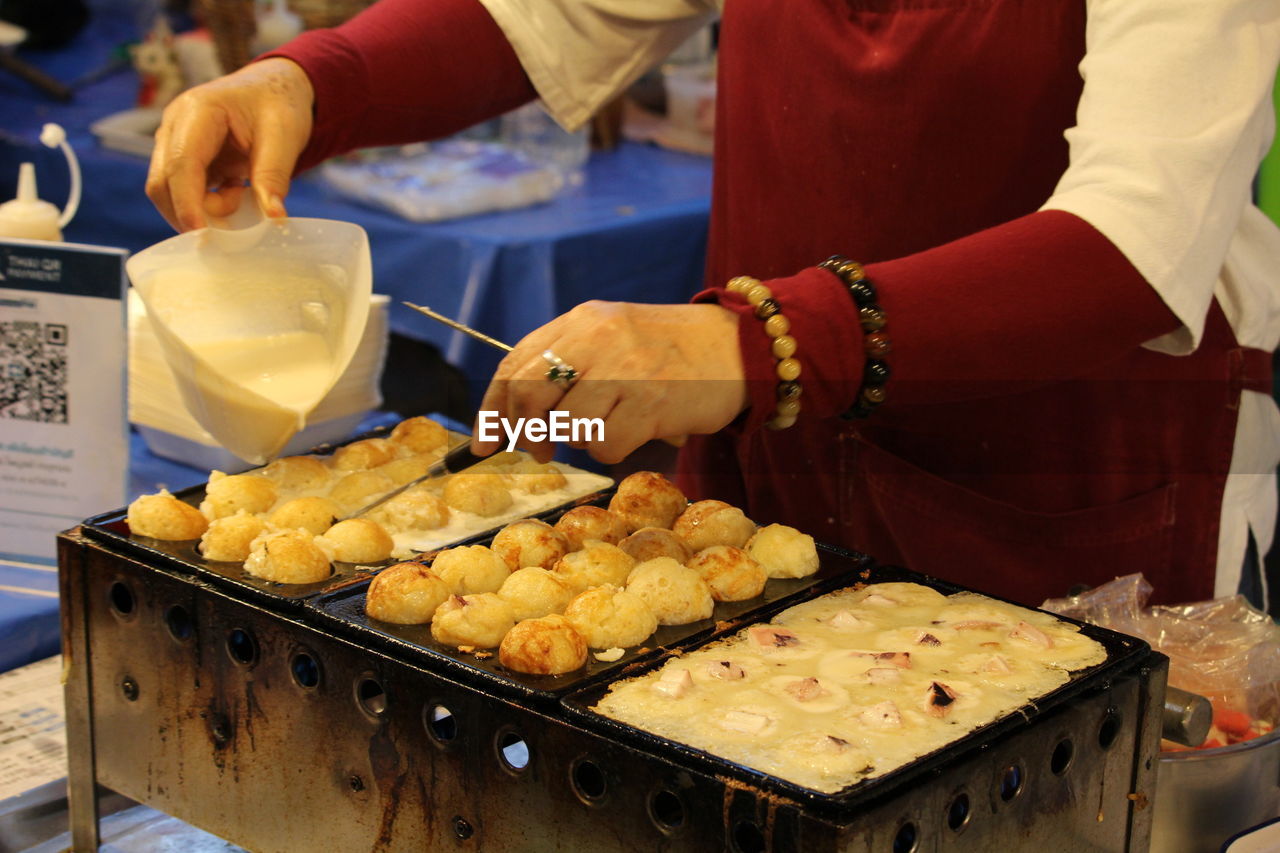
[0,12,714,384]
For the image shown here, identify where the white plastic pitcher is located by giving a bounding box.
[126,215,372,465]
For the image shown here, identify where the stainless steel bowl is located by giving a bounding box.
[1152,727,1280,853]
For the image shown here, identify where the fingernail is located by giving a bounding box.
[267,195,285,218]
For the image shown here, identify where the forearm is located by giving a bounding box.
[710,210,1182,433]
[264,0,537,171]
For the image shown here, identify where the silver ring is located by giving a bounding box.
[541,349,578,389]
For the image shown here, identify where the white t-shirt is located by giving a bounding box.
[477,0,1280,600]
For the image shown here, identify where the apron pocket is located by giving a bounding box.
[854,437,1178,604]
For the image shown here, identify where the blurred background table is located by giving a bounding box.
[0,6,714,418]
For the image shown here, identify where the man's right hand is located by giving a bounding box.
[146,57,315,232]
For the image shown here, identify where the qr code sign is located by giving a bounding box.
[0,321,68,423]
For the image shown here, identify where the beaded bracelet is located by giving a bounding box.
[726,275,801,430]
[819,255,890,420]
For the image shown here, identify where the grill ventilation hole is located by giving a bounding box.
[1098,711,1121,749]
[109,582,135,616]
[290,653,320,689]
[892,822,918,853]
[648,788,685,831]
[164,605,193,642]
[1051,738,1075,775]
[497,731,529,771]
[571,758,607,802]
[946,793,970,831]
[226,628,257,665]
[356,677,387,717]
[426,704,457,742]
[731,820,765,853]
[999,764,1024,801]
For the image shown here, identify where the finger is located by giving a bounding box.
[249,113,304,219]
[472,348,545,455]
[554,380,621,450]
[145,122,182,231]
[592,395,660,465]
[163,103,233,231]
[203,182,247,219]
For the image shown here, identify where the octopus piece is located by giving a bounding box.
[268,496,341,536]
[259,455,331,492]
[552,540,636,593]
[784,677,829,702]
[319,518,395,563]
[607,471,688,533]
[852,651,912,669]
[243,529,333,584]
[491,519,570,571]
[127,491,209,540]
[431,593,516,649]
[388,416,449,455]
[498,567,575,621]
[200,472,278,520]
[331,438,396,472]
[199,510,268,561]
[443,472,514,517]
[721,710,771,734]
[861,593,897,607]
[673,500,756,552]
[706,660,746,680]
[749,625,801,648]
[564,585,658,649]
[828,610,870,630]
[859,701,903,728]
[431,544,511,595]
[365,562,451,624]
[951,620,1006,632]
[625,557,714,626]
[686,545,767,602]
[925,681,958,718]
[327,470,395,516]
[981,654,1012,674]
[864,667,902,685]
[744,523,820,579]
[1009,620,1054,649]
[553,505,628,550]
[618,527,691,564]
[915,631,942,647]
[652,668,694,699]
[498,614,588,675]
[505,459,568,494]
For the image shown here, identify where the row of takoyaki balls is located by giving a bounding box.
[364,471,820,675]
[124,416,571,583]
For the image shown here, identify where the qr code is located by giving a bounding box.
[0,321,68,423]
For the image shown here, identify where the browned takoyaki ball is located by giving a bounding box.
[552,541,637,593]
[243,530,333,584]
[498,568,574,621]
[673,500,756,552]
[200,472,278,520]
[686,545,767,602]
[127,491,209,540]
[331,438,396,472]
[260,455,331,492]
[553,505,628,550]
[619,527,691,564]
[625,557,714,626]
[319,518,395,563]
[269,496,341,536]
[563,586,658,649]
[365,562,451,624]
[199,510,268,561]
[491,519,570,571]
[607,471,687,533]
[431,593,516,649]
[442,472,514,517]
[498,615,588,675]
[431,545,511,595]
[388,416,449,455]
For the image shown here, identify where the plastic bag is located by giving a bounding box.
[1043,574,1280,742]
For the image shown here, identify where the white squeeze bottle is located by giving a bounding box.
[0,123,80,242]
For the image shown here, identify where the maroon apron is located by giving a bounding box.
[678,0,1273,605]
